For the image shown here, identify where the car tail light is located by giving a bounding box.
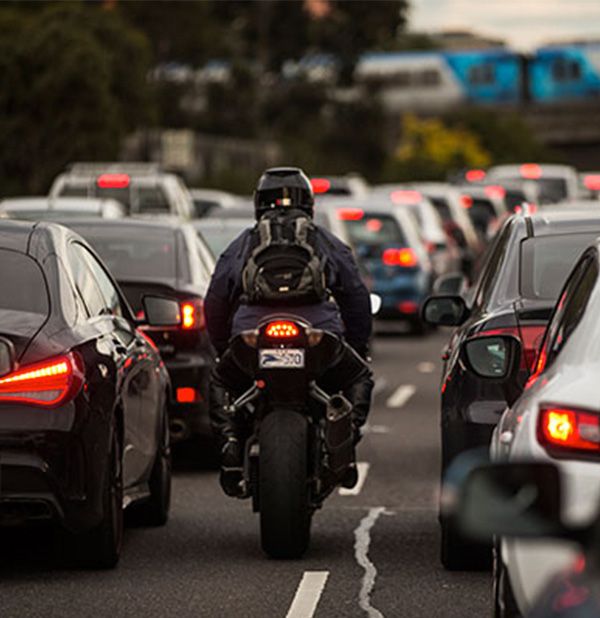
[485,185,506,200]
[176,387,198,404]
[584,175,600,191]
[180,299,205,330]
[382,247,418,267]
[465,169,486,183]
[460,195,473,209]
[539,406,600,454]
[398,301,419,314]
[366,218,383,233]
[337,208,364,221]
[520,163,542,179]
[96,173,130,189]
[311,178,331,194]
[479,325,545,371]
[0,353,84,408]
[265,321,300,338]
[390,190,422,205]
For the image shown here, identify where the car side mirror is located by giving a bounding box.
[370,293,382,316]
[444,460,566,542]
[0,337,16,377]
[142,296,181,327]
[433,272,468,296]
[462,335,522,381]
[422,295,469,327]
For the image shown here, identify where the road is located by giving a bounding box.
[0,331,490,618]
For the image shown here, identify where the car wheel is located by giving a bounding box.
[493,543,521,618]
[129,407,172,527]
[72,427,124,569]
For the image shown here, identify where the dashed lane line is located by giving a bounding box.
[355,507,386,618]
[339,462,370,497]
[285,571,329,618]
[385,384,416,409]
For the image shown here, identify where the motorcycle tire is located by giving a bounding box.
[259,409,311,559]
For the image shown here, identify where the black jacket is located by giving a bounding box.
[205,223,372,356]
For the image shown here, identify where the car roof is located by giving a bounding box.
[527,210,600,236]
[0,219,37,252]
[0,196,123,212]
[54,216,187,232]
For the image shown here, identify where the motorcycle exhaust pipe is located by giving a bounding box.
[324,394,354,475]
[169,419,189,442]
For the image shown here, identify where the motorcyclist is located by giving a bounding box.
[205,167,374,496]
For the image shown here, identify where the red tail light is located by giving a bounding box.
[176,387,198,404]
[584,175,600,191]
[480,325,545,371]
[390,190,422,205]
[265,321,300,338]
[465,169,486,183]
[337,208,364,221]
[180,299,205,330]
[460,195,473,209]
[311,178,331,194]
[0,353,83,408]
[382,247,418,267]
[539,406,600,454]
[96,173,130,189]
[485,185,506,200]
[520,163,542,180]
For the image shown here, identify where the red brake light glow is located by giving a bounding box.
[176,387,198,404]
[584,175,600,191]
[460,194,473,209]
[390,190,422,205]
[180,300,205,330]
[520,163,543,180]
[366,218,383,233]
[0,353,83,407]
[96,173,130,189]
[311,178,332,194]
[485,185,506,200]
[265,321,300,338]
[382,247,418,267]
[539,406,600,454]
[465,169,487,183]
[337,208,364,221]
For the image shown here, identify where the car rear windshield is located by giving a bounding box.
[342,213,408,257]
[521,232,599,300]
[502,176,568,204]
[5,210,99,221]
[0,250,49,316]
[428,197,452,222]
[70,227,178,281]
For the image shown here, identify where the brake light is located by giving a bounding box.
[176,387,198,404]
[485,185,506,200]
[390,190,422,205]
[460,195,473,209]
[465,169,486,183]
[337,208,364,221]
[398,301,419,314]
[584,175,600,191]
[0,353,83,407]
[366,218,383,233]
[180,300,205,330]
[520,163,542,180]
[265,321,300,338]
[382,247,418,267]
[311,178,331,194]
[539,406,600,454]
[96,173,130,189]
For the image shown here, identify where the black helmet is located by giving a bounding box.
[254,167,314,218]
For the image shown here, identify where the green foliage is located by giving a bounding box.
[384,114,492,181]
[0,3,154,195]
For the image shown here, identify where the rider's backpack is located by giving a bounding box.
[241,209,328,305]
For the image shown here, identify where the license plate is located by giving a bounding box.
[259,349,305,369]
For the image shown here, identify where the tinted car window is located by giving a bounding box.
[59,183,89,198]
[429,197,452,222]
[343,213,408,258]
[499,176,568,204]
[0,250,49,316]
[69,244,109,317]
[474,221,512,307]
[71,226,177,281]
[520,233,598,300]
[76,245,123,317]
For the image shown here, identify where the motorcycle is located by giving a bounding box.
[220,315,365,559]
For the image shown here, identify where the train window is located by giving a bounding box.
[552,58,581,82]
[468,64,496,86]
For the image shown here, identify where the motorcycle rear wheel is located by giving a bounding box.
[259,409,311,559]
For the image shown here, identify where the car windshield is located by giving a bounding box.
[70,226,178,281]
[342,213,408,258]
[521,232,599,300]
[196,220,252,258]
[0,250,48,316]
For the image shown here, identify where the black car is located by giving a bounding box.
[0,220,175,568]
[423,209,600,570]
[58,219,216,443]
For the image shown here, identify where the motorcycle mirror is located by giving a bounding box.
[370,294,382,316]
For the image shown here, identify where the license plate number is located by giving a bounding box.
[259,349,305,369]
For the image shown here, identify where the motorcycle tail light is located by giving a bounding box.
[539,406,600,454]
[265,321,300,339]
[181,299,205,330]
[0,353,84,408]
[176,387,198,403]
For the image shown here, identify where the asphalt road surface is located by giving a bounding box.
[0,330,490,618]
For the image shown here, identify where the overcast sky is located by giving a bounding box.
[409,0,600,50]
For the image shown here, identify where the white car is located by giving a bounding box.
[483,238,600,616]
[0,196,126,220]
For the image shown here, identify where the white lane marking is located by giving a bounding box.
[386,384,416,408]
[285,571,329,618]
[355,507,386,618]
[417,361,436,374]
[339,462,370,497]
[362,424,390,435]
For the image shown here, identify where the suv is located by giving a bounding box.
[49,162,194,219]
[423,208,600,569]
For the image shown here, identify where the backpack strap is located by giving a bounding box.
[295,216,310,244]
[257,217,272,246]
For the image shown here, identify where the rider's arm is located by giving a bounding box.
[324,233,372,357]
